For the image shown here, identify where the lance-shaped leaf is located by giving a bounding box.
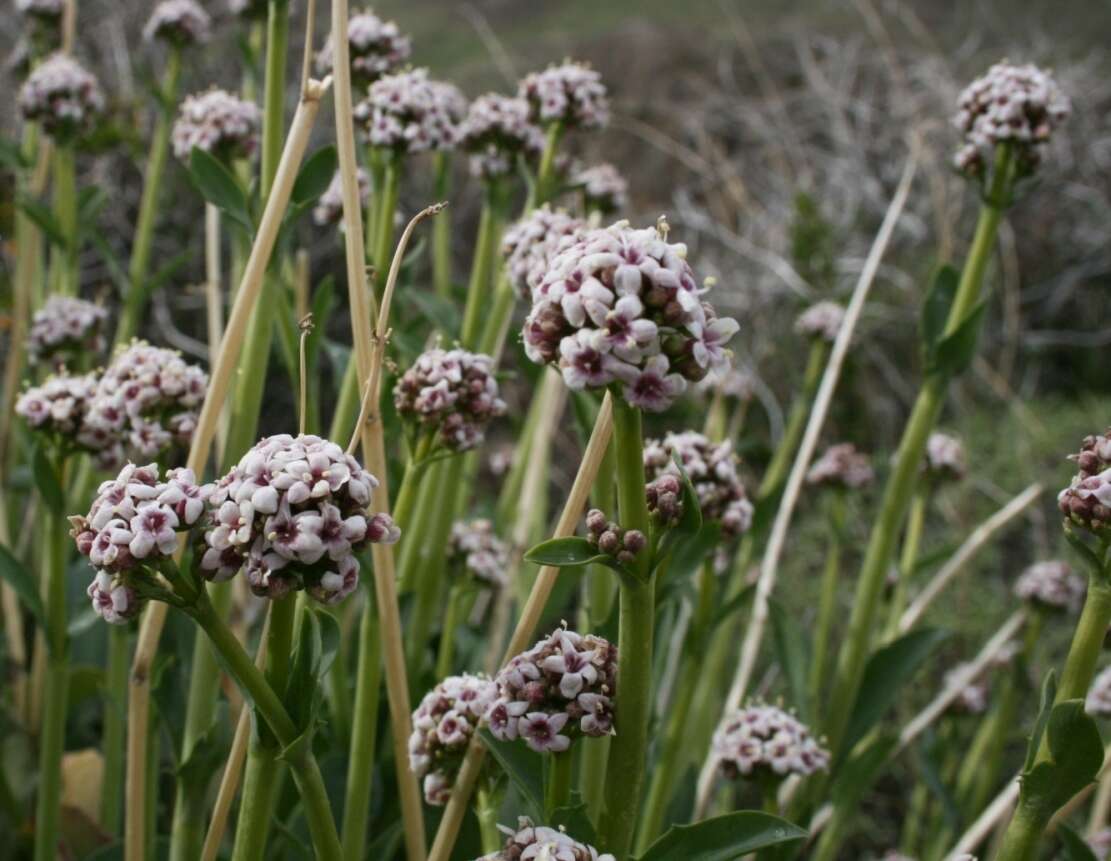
[0,543,46,631]
[188,147,252,231]
[634,810,807,861]
[525,537,626,576]
[479,729,544,820]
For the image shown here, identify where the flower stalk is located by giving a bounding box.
[809,490,846,717]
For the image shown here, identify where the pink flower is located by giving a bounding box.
[519,712,571,753]
[128,504,179,559]
[689,316,739,369]
[264,501,324,564]
[541,640,599,699]
[622,355,687,412]
[599,295,657,363]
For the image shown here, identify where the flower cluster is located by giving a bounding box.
[584,509,646,567]
[794,301,845,343]
[518,61,609,130]
[807,443,874,491]
[28,296,108,366]
[954,62,1070,178]
[172,89,261,163]
[316,11,410,88]
[487,628,617,753]
[1014,560,1085,613]
[644,431,754,536]
[457,93,543,180]
[924,432,967,482]
[574,162,628,215]
[15,372,99,442]
[501,205,587,300]
[523,221,739,412]
[200,434,399,603]
[712,702,830,781]
[448,519,510,588]
[1086,666,1111,718]
[70,463,212,624]
[943,663,990,716]
[313,168,371,228]
[354,68,463,154]
[1058,429,1111,536]
[83,341,208,468]
[393,348,506,452]
[698,366,756,403]
[18,53,104,140]
[143,0,211,46]
[479,818,615,861]
[408,674,498,805]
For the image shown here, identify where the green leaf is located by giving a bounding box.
[1059,825,1100,861]
[525,537,617,571]
[188,147,252,230]
[1024,671,1057,772]
[478,729,544,820]
[710,582,755,632]
[768,597,811,723]
[176,722,227,788]
[18,197,67,248]
[1021,700,1102,819]
[841,628,948,758]
[286,609,324,732]
[0,543,46,630]
[0,136,30,170]
[1064,528,1106,580]
[31,443,65,516]
[929,302,986,378]
[291,145,338,208]
[550,801,597,846]
[830,732,898,807]
[920,264,959,352]
[634,810,807,861]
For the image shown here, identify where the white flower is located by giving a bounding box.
[354,68,464,154]
[794,301,844,343]
[1014,560,1085,612]
[172,89,261,163]
[622,354,686,413]
[316,11,410,87]
[143,0,211,45]
[518,61,609,129]
[712,702,829,780]
[574,162,628,214]
[18,53,104,140]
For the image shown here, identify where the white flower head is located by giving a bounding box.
[172,89,261,163]
[18,53,104,140]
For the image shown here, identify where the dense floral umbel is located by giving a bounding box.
[200,434,399,603]
[16,372,99,443]
[584,509,646,568]
[143,0,211,46]
[1059,429,1111,536]
[457,93,543,181]
[1086,666,1111,717]
[82,341,207,468]
[794,301,845,343]
[711,702,830,780]
[924,431,967,482]
[574,162,628,215]
[18,53,104,140]
[807,443,875,491]
[954,62,1070,178]
[316,10,411,88]
[172,89,261,163]
[28,296,108,366]
[313,168,370,227]
[943,662,990,715]
[70,463,213,624]
[354,68,463,154]
[408,674,498,805]
[518,61,609,130]
[1014,560,1085,613]
[644,431,754,537]
[487,628,617,753]
[478,818,616,861]
[502,205,587,300]
[448,519,510,588]
[393,348,507,452]
[522,221,739,412]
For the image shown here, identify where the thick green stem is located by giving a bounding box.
[260,0,289,204]
[600,398,653,858]
[50,145,77,296]
[118,48,181,343]
[885,487,928,640]
[100,623,130,835]
[478,273,516,357]
[994,800,1046,861]
[546,751,573,818]
[432,151,453,298]
[475,784,503,855]
[341,592,383,861]
[436,582,467,679]
[532,122,563,207]
[371,155,401,296]
[808,492,845,720]
[460,189,506,349]
[225,278,277,459]
[1053,575,1111,704]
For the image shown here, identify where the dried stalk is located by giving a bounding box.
[124,78,331,861]
[694,143,919,817]
[428,394,615,861]
[204,204,223,365]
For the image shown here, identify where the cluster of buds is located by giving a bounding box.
[646,474,683,529]
[479,818,615,861]
[143,0,211,46]
[644,431,754,537]
[18,53,104,141]
[15,372,99,444]
[487,628,617,753]
[200,434,399,604]
[83,341,208,468]
[28,295,108,367]
[408,674,498,805]
[943,662,990,716]
[313,168,371,228]
[712,702,830,781]
[573,162,628,215]
[393,348,507,452]
[172,89,261,163]
[457,93,543,181]
[1014,560,1085,613]
[70,463,213,624]
[1058,429,1111,537]
[924,432,967,482]
[807,443,874,491]
[355,69,465,154]
[501,205,587,300]
[584,509,646,568]
[517,61,609,130]
[954,62,1070,180]
[523,220,739,412]
[448,519,510,589]
[1086,666,1111,718]
[316,11,410,89]
[794,301,845,343]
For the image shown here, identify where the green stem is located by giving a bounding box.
[225,276,277,459]
[460,188,507,349]
[532,122,563,207]
[808,492,845,720]
[758,339,827,499]
[994,799,1046,861]
[371,155,401,296]
[600,398,653,858]
[475,783,503,855]
[329,357,362,446]
[50,144,77,296]
[341,591,383,861]
[477,272,516,357]
[99,623,129,835]
[260,0,289,204]
[435,582,467,679]
[885,487,928,640]
[432,151,453,299]
[546,751,573,818]
[1052,575,1111,705]
[118,47,181,343]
